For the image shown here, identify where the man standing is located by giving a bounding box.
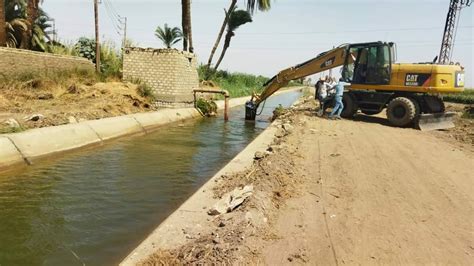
[329,78,349,119]
[315,77,328,116]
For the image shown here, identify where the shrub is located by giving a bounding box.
[137,83,155,101]
[196,98,217,116]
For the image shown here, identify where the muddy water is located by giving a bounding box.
[0,91,301,266]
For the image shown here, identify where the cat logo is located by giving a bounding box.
[320,56,335,68]
[405,73,431,86]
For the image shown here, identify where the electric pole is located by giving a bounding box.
[438,0,472,64]
[94,0,101,72]
[120,16,127,49]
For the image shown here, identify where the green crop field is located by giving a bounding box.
[443,89,474,104]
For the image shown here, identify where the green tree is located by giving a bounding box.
[0,0,6,46]
[154,24,182,48]
[213,9,252,70]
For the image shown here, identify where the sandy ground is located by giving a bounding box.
[143,98,473,265]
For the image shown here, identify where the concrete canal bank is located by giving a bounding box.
[120,94,306,265]
[0,88,303,172]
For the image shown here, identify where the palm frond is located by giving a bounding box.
[246,0,271,14]
[228,10,252,31]
[155,23,183,48]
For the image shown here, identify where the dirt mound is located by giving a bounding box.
[0,80,156,132]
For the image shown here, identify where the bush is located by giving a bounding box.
[48,38,122,80]
[198,65,269,98]
[196,98,217,116]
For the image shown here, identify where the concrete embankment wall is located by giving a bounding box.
[0,88,303,171]
[0,47,94,77]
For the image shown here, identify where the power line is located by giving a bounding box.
[237,26,474,35]
[102,0,122,36]
[104,0,122,21]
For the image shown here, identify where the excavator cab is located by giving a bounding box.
[342,42,394,85]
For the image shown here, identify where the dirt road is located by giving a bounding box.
[142,99,473,265]
[261,101,473,265]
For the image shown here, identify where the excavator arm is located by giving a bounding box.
[245,44,350,120]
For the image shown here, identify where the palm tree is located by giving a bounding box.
[155,24,183,48]
[214,9,252,70]
[181,0,193,52]
[21,0,40,49]
[6,18,27,47]
[246,0,271,13]
[0,0,6,46]
[205,0,237,74]
[205,0,271,78]
[3,0,50,50]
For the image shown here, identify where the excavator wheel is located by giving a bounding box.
[386,97,420,127]
[341,93,358,118]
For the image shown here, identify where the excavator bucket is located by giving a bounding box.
[416,112,456,131]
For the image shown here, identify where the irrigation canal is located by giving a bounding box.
[0,91,301,265]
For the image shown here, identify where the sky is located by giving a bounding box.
[43,0,473,86]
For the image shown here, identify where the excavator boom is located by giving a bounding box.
[245,44,350,120]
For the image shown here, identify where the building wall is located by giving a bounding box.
[123,47,199,107]
[0,47,94,76]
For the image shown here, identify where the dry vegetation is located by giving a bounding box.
[0,69,156,133]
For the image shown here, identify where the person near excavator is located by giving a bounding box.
[329,78,349,119]
[316,77,330,116]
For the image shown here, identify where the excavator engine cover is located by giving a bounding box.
[245,101,258,120]
[416,112,456,131]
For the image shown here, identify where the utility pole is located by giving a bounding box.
[120,16,127,49]
[438,0,472,64]
[94,0,101,72]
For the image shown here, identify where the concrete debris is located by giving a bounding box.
[282,123,294,133]
[275,128,286,138]
[254,151,265,160]
[24,114,44,122]
[68,116,78,124]
[208,185,254,215]
[4,118,20,129]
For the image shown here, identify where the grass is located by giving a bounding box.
[443,89,474,104]
[136,83,156,101]
[0,68,99,91]
[198,65,302,98]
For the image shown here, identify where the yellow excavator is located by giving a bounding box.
[245,41,465,130]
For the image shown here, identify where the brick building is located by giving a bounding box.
[123,47,200,108]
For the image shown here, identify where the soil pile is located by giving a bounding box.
[0,80,156,133]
